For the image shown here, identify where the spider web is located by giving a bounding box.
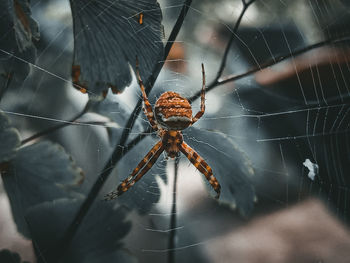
[1,0,350,262]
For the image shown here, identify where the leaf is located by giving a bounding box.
[2,141,84,237]
[89,92,165,212]
[92,93,166,213]
[90,91,145,144]
[70,0,164,99]
[183,127,256,217]
[26,198,136,263]
[114,135,165,214]
[0,249,30,263]
[12,0,40,52]
[0,112,20,164]
[0,0,39,82]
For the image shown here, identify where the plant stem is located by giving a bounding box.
[168,157,179,263]
[214,0,254,82]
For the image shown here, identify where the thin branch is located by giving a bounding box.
[54,1,193,261]
[167,157,179,263]
[163,1,192,61]
[189,34,350,102]
[21,100,92,145]
[219,36,350,85]
[214,0,256,82]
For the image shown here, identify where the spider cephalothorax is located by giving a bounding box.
[105,62,221,200]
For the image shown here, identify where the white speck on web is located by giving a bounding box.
[303,159,319,181]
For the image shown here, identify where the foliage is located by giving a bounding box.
[70,0,163,99]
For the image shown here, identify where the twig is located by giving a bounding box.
[189,34,350,102]
[167,157,179,263]
[21,100,92,145]
[163,1,192,60]
[54,1,193,262]
[214,0,255,82]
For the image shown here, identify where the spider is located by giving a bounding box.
[105,61,221,200]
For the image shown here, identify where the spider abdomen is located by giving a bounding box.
[154,91,192,130]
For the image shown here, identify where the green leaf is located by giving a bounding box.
[3,141,84,237]
[92,93,165,213]
[183,127,256,217]
[26,198,136,263]
[0,0,39,83]
[70,0,164,99]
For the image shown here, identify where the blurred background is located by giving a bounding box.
[1,0,350,262]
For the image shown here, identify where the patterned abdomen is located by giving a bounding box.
[154,91,192,130]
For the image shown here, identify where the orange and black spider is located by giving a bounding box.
[105,62,221,200]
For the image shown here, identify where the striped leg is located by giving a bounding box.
[179,141,221,198]
[105,141,164,200]
[135,58,158,131]
[192,63,206,124]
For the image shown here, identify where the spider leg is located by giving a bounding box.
[179,141,221,198]
[136,58,158,131]
[104,141,164,200]
[191,63,206,125]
